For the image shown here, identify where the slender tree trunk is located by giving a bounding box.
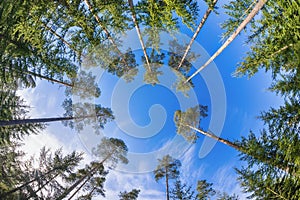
[128,0,151,72]
[57,152,113,200]
[25,173,60,200]
[165,167,169,200]
[186,0,267,82]
[3,65,73,87]
[185,124,294,175]
[186,125,240,150]
[57,175,89,200]
[25,70,73,87]
[68,175,92,200]
[0,115,97,127]
[43,23,77,56]
[1,165,65,197]
[177,0,218,70]
[83,0,129,68]
[87,187,96,198]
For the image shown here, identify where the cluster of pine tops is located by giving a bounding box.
[0,0,299,199]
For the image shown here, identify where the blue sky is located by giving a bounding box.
[17,0,284,199]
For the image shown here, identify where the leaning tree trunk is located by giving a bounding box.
[68,175,92,200]
[177,0,218,70]
[57,152,113,200]
[128,0,151,71]
[22,68,73,87]
[187,125,240,150]
[83,0,129,68]
[185,124,293,175]
[0,115,98,127]
[186,0,267,82]
[2,164,70,198]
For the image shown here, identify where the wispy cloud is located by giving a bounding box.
[103,170,165,200]
[212,163,248,199]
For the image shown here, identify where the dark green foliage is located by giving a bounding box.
[119,189,141,200]
[0,88,44,143]
[223,0,300,98]
[196,180,215,200]
[0,142,25,198]
[0,146,83,199]
[221,0,254,40]
[63,162,108,200]
[170,179,196,200]
[236,98,300,199]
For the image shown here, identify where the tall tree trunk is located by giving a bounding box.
[0,115,96,127]
[57,152,113,200]
[68,175,92,200]
[186,125,240,150]
[186,0,267,82]
[177,0,218,70]
[128,0,151,72]
[1,164,70,197]
[165,167,169,200]
[185,124,293,175]
[25,173,60,200]
[25,69,74,87]
[2,65,74,87]
[83,0,129,68]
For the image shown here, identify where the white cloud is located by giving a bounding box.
[101,170,165,200]
[180,145,205,186]
[212,163,248,199]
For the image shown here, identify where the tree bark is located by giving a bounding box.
[24,69,73,87]
[56,151,113,200]
[186,125,240,150]
[1,162,72,198]
[68,176,92,200]
[0,114,99,127]
[128,0,151,71]
[185,124,294,175]
[165,167,169,200]
[25,173,60,200]
[177,0,218,70]
[186,0,267,82]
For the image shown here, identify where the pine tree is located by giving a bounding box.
[222,0,300,98]
[168,39,197,95]
[142,49,165,85]
[0,146,83,199]
[119,189,141,200]
[196,180,216,200]
[154,155,181,200]
[0,142,25,199]
[57,137,128,199]
[174,102,300,198]
[0,88,44,143]
[170,179,196,200]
